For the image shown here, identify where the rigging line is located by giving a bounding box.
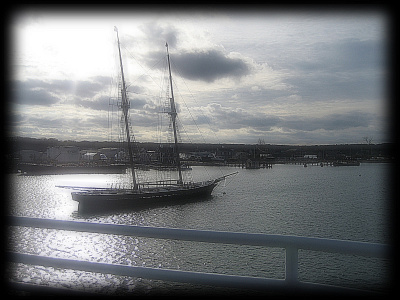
[170,75,207,145]
[175,116,192,144]
[157,60,170,145]
[108,70,120,142]
[108,76,112,142]
[121,44,165,91]
[156,61,166,145]
[108,97,112,142]
[169,60,223,178]
[176,116,211,180]
[168,81,213,180]
[108,50,119,142]
[170,59,224,146]
[224,171,238,187]
[111,40,120,143]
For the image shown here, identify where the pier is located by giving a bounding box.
[283,160,334,166]
[226,160,273,169]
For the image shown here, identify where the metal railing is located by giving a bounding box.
[7,216,389,294]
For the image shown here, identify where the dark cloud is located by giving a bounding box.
[15,78,106,97]
[78,95,149,112]
[196,103,281,131]
[136,22,251,82]
[219,110,279,131]
[16,113,111,140]
[13,86,60,106]
[8,112,27,128]
[281,111,374,132]
[218,110,373,133]
[27,116,66,129]
[74,77,110,98]
[195,103,373,136]
[145,49,251,83]
[130,98,148,109]
[241,115,282,130]
[172,50,250,82]
[79,96,109,111]
[12,77,112,107]
[12,74,155,121]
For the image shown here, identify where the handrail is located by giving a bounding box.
[8,216,389,294]
[8,252,287,292]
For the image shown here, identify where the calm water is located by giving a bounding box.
[7,163,391,294]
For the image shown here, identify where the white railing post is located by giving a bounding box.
[285,247,298,285]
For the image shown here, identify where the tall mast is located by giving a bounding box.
[115,27,137,190]
[166,43,183,184]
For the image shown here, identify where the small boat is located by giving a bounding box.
[71,27,236,213]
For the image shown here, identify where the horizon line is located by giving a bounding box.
[9,136,390,147]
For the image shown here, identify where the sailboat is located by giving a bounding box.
[71,28,236,213]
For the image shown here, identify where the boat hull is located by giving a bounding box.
[72,181,217,214]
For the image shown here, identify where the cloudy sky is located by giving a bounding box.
[9,8,389,145]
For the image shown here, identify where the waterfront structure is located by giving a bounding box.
[46,146,80,164]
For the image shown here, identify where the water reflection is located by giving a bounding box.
[8,164,390,294]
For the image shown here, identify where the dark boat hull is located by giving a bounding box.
[72,180,217,214]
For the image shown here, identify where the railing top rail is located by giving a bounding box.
[8,216,388,258]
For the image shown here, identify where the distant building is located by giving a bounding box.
[18,150,44,163]
[216,147,234,161]
[98,148,119,162]
[304,154,317,159]
[260,153,272,159]
[81,152,101,162]
[185,151,216,162]
[46,146,80,164]
[115,150,126,162]
[233,151,248,161]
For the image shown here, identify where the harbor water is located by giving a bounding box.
[7,163,391,294]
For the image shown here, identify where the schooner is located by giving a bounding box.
[71,28,236,213]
